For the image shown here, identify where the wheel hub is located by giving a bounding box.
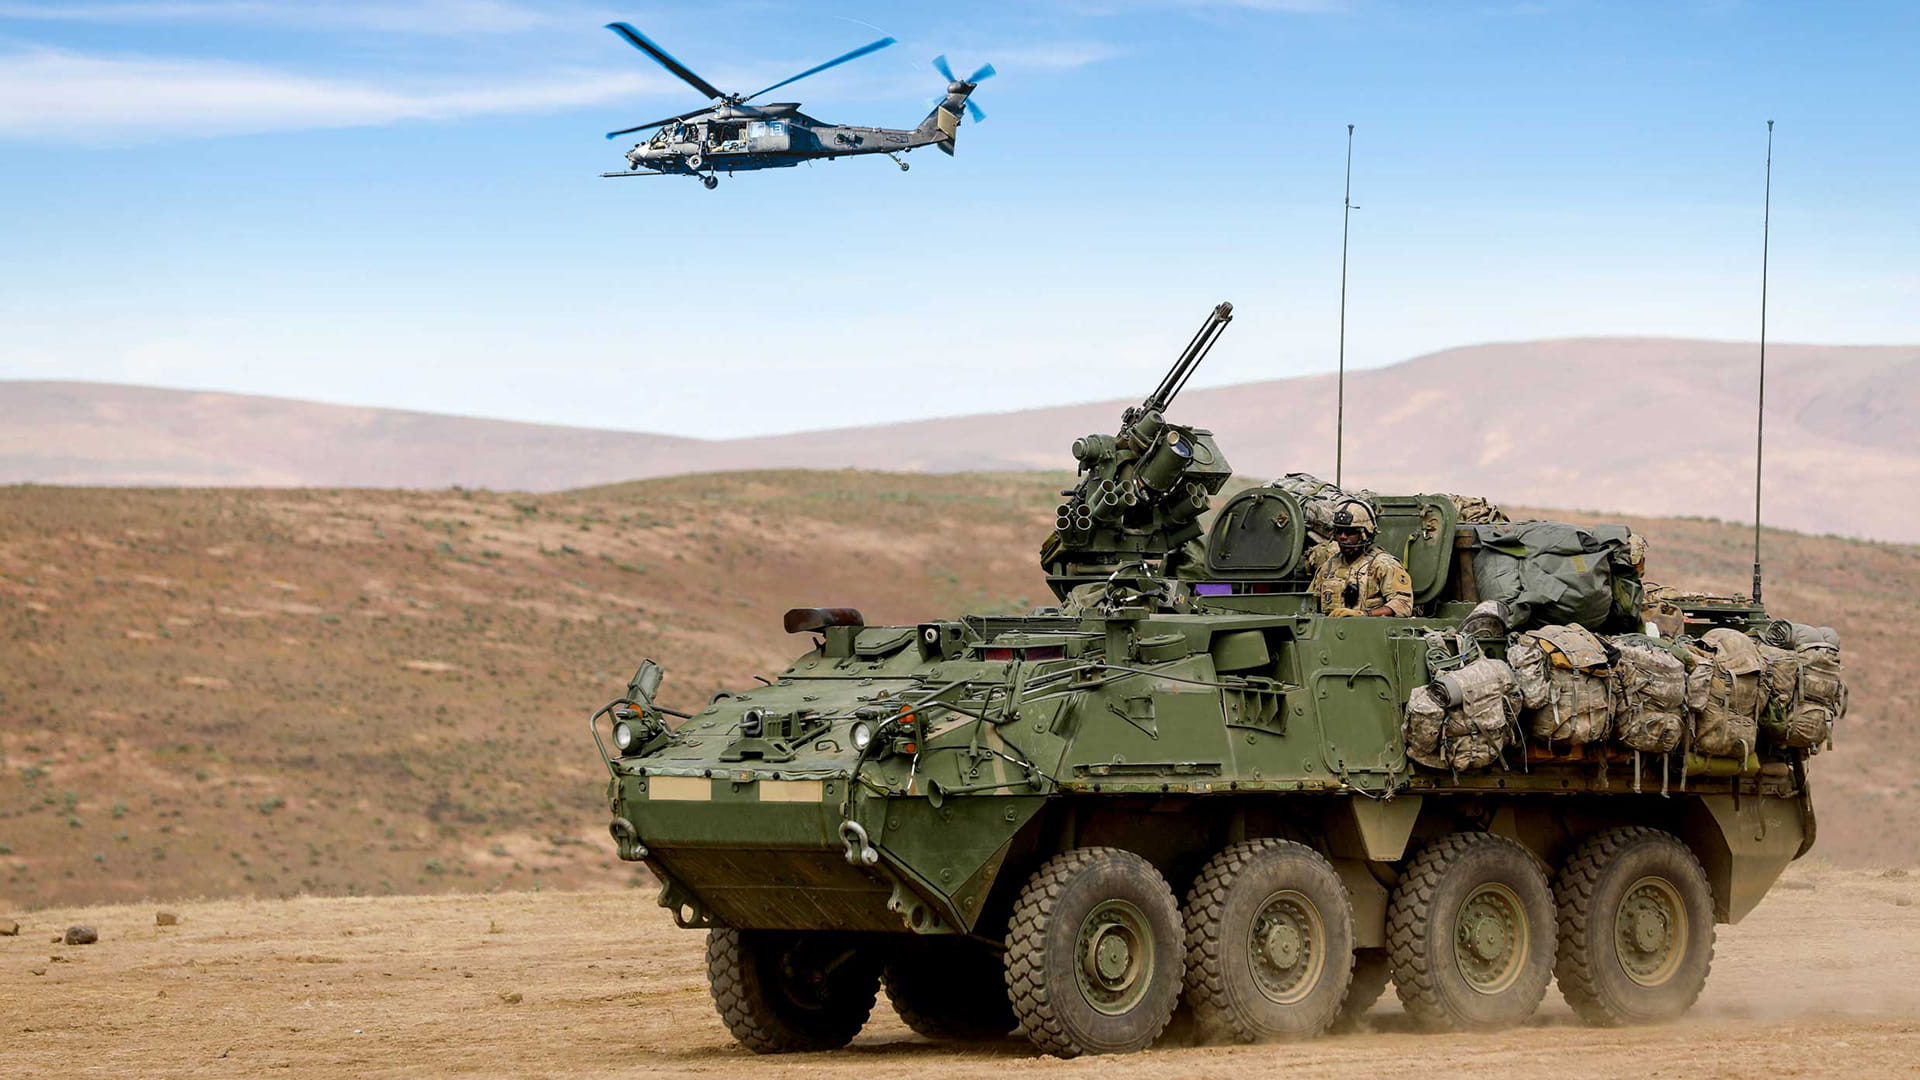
[1247,889,1326,1006]
[1616,876,1687,987]
[1075,899,1153,1016]
[1454,882,1528,994]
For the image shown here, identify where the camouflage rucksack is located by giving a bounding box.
[1686,628,1765,759]
[1608,633,1688,754]
[1509,623,1614,748]
[1404,631,1519,771]
[1757,638,1845,752]
[1265,473,1379,543]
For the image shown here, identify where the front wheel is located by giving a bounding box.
[701,175,718,190]
[1005,848,1184,1057]
[1388,832,1555,1031]
[1183,839,1354,1041]
[1554,827,1715,1025]
[706,928,879,1054]
[884,938,1016,1041]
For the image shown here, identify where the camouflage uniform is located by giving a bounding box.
[1308,543,1414,617]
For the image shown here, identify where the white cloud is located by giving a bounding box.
[0,0,563,34]
[0,48,659,140]
[986,42,1122,70]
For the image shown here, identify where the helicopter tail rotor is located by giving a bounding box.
[920,55,993,151]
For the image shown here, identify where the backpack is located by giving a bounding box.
[1508,623,1613,747]
[1405,655,1520,771]
[1609,633,1689,754]
[1687,628,1764,759]
[1265,473,1379,543]
[1758,640,1845,752]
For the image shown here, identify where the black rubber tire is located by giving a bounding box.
[1554,826,1715,1026]
[706,928,879,1054]
[1387,832,1555,1032]
[1005,847,1184,1057]
[883,938,1017,1041]
[1183,839,1355,1042]
[1332,948,1393,1032]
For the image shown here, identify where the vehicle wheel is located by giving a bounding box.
[1387,832,1555,1031]
[1332,947,1393,1032]
[706,928,879,1053]
[884,938,1016,1040]
[1554,826,1715,1025]
[1005,847,1184,1057]
[701,175,718,190]
[1183,839,1354,1041]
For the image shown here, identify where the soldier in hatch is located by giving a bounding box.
[1308,500,1414,617]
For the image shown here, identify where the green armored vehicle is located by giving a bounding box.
[593,303,1834,1057]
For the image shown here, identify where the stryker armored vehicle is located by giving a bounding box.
[593,302,1826,1057]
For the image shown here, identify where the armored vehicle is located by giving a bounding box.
[594,302,1827,1057]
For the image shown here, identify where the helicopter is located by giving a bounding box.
[598,22,993,190]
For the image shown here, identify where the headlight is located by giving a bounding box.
[612,721,637,753]
[850,721,873,751]
[741,708,765,738]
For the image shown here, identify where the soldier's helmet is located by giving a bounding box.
[1330,500,1378,538]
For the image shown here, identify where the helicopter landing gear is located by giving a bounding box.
[884,151,909,172]
[701,175,718,190]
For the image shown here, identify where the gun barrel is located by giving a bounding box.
[1143,301,1234,414]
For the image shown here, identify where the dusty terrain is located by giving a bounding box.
[8,337,1919,540]
[2,471,1917,912]
[1,864,1916,1079]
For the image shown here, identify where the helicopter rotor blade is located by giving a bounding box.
[605,22,724,100]
[965,99,986,123]
[742,36,896,103]
[967,62,996,83]
[604,106,707,140]
[931,54,956,82]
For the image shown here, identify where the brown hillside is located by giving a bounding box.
[0,472,1914,913]
[6,337,1918,541]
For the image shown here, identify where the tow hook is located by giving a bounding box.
[838,820,880,866]
[609,817,648,861]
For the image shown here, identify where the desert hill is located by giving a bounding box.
[6,337,1918,541]
[1,470,1915,914]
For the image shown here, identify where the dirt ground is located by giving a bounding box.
[3,863,1917,1080]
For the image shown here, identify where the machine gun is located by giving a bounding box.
[1041,302,1237,587]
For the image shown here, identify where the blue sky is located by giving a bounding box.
[1,0,1915,437]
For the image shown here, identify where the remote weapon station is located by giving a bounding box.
[599,23,992,189]
[593,303,1829,1057]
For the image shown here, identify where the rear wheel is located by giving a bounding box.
[884,938,1016,1041]
[1554,826,1715,1025]
[1387,832,1554,1031]
[706,928,879,1054]
[1183,839,1354,1041]
[1005,848,1184,1057]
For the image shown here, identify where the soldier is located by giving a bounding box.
[1308,500,1414,617]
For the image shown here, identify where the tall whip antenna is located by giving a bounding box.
[1752,120,1774,605]
[1336,123,1356,487]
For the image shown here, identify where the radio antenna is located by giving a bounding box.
[1336,123,1357,488]
[1752,120,1774,606]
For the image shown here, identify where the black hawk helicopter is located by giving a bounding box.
[599,22,992,189]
